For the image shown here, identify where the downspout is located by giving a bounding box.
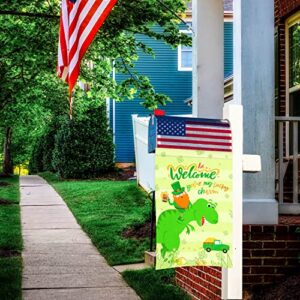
[112,61,116,144]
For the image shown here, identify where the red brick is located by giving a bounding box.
[244,275,263,284]
[243,241,263,249]
[251,249,276,257]
[251,225,263,233]
[243,225,251,232]
[286,241,300,248]
[251,233,274,240]
[276,233,298,240]
[275,225,289,233]
[207,282,221,296]
[243,249,251,257]
[206,268,221,279]
[251,267,276,275]
[212,277,222,288]
[263,241,286,249]
[276,249,299,257]
[263,226,275,233]
[288,225,300,233]
[276,266,299,275]
[263,274,284,284]
[263,258,286,266]
[203,288,221,300]
[244,258,263,266]
[243,267,251,274]
[286,258,300,265]
[243,232,250,240]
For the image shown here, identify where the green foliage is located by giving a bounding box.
[0,258,22,300]
[28,138,45,174]
[42,121,59,172]
[122,268,191,300]
[41,172,151,265]
[52,106,115,179]
[0,176,22,300]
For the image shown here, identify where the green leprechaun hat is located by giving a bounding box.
[171,181,185,195]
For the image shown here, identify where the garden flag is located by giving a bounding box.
[155,116,233,270]
[57,0,117,92]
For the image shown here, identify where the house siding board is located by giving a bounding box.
[224,22,233,77]
[114,23,233,163]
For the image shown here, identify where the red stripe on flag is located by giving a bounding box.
[186,127,232,134]
[157,138,232,147]
[68,1,100,70]
[186,121,230,128]
[186,134,232,140]
[69,0,89,37]
[157,145,232,152]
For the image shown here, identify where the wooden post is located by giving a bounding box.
[192,0,224,119]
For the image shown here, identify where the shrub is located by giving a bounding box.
[42,119,61,172]
[28,138,44,174]
[28,118,61,174]
[52,106,114,179]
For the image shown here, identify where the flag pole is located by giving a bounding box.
[69,91,73,120]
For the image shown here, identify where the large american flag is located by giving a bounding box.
[156,116,232,152]
[57,0,117,92]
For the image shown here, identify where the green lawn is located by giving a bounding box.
[0,176,22,300]
[41,172,151,265]
[123,268,190,300]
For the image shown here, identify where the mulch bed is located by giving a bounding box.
[63,167,137,182]
[244,274,300,300]
[0,182,11,187]
[256,275,300,300]
[0,250,20,258]
[279,215,300,225]
[98,167,136,181]
[122,221,154,240]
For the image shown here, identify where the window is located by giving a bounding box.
[287,12,300,116]
[289,20,300,90]
[178,31,192,71]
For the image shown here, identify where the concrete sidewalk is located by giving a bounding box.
[20,175,140,300]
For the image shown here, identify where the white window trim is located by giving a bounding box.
[285,12,300,155]
[285,11,300,117]
[178,19,233,72]
[178,30,192,71]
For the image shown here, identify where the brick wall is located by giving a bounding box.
[176,266,222,300]
[175,224,300,298]
[243,224,300,287]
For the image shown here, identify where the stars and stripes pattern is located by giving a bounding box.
[57,0,117,92]
[156,116,232,152]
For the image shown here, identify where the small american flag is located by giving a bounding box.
[57,0,117,92]
[156,116,232,152]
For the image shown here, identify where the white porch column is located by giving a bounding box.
[192,0,224,118]
[233,0,278,224]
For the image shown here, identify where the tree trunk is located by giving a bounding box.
[2,127,13,175]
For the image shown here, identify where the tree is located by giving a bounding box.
[0,0,191,175]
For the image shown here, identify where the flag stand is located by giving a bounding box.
[149,191,156,252]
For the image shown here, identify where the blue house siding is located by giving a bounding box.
[112,22,233,163]
[224,22,233,77]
